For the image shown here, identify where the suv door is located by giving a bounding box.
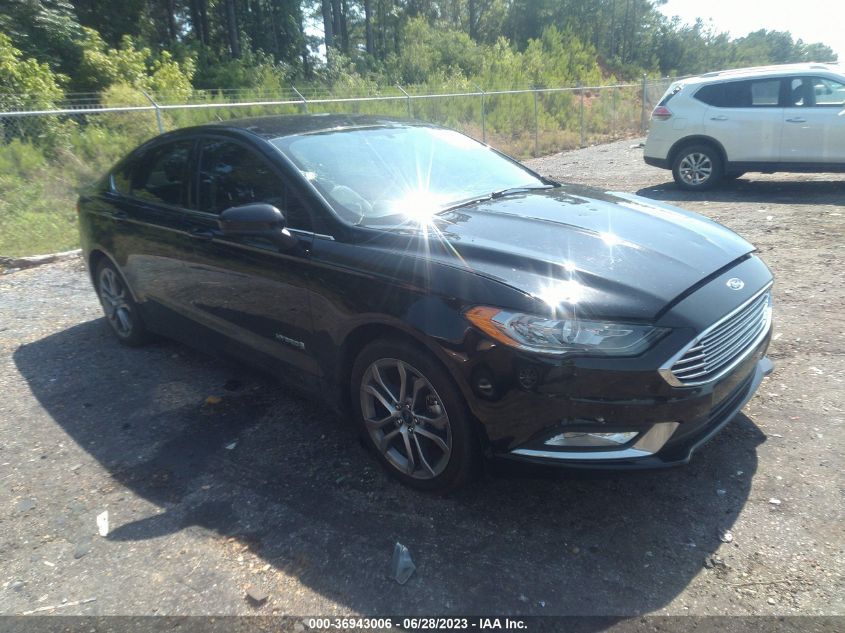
[179,135,319,384]
[699,78,784,163]
[781,76,845,163]
[109,138,197,309]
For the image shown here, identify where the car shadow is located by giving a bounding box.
[14,319,767,617]
[636,178,845,205]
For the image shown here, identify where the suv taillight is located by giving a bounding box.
[651,106,672,121]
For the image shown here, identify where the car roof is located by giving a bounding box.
[188,114,421,139]
[680,62,843,86]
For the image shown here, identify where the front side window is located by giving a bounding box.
[131,141,193,207]
[197,139,310,230]
[198,139,285,214]
[272,126,545,227]
[809,77,845,106]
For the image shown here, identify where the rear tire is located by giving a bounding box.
[350,338,479,492]
[672,144,723,191]
[95,259,151,347]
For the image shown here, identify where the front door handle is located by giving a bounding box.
[710,115,728,121]
[786,117,806,123]
[188,228,215,241]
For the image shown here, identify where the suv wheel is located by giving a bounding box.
[351,339,479,491]
[672,144,723,191]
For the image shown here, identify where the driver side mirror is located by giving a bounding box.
[218,203,298,250]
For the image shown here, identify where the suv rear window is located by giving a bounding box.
[694,79,782,108]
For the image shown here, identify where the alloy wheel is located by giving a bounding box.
[678,152,713,186]
[360,358,452,479]
[98,267,133,337]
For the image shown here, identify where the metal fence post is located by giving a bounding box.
[612,86,618,138]
[578,83,585,148]
[292,86,308,113]
[139,89,164,134]
[396,84,412,119]
[474,83,486,144]
[641,73,648,133]
[533,90,539,157]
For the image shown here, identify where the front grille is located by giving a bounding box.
[670,288,772,385]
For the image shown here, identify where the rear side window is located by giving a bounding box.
[111,160,133,194]
[197,139,311,230]
[130,141,193,207]
[694,84,724,106]
[695,79,782,108]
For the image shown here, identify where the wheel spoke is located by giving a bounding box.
[379,428,401,453]
[416,412,448,429]
[414,427,448,454]
[100,271,115,301]
[371,364,398,405]
[364,384,395,414]
[115,307,132,334]
[397,361,408,403]
[400,427,415,474]
[365,412,396,430]
[410,377,426,408]
[413,434,436,476]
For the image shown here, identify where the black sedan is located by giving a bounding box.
[78,115,773,491]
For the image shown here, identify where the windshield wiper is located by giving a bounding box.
[439,183,559,214]
[490,183,556,199]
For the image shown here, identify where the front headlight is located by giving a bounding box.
[465,306,668,356]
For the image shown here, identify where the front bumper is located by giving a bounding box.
[452,255,775,470]
[502,354,772,469]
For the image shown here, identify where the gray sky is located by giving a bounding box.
[658,0,845,62]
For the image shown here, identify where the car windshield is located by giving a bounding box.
[271,126,546,227]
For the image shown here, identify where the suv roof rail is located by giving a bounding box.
[698,62,835,79]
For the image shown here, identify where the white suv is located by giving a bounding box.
[644,63,845,190]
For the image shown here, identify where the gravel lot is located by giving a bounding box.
[1,139,843,621]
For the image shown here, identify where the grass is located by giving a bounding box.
[0,174,80,257]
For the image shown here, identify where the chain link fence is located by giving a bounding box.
[0,77,676,256]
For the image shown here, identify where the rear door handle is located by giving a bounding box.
[188,228,215,241]
[112,211,128,223]
[786,117,806,123]
[710,115,728,121]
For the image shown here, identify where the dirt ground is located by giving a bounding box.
[0,139,842,622]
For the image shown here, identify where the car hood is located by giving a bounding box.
[425,184,754,320]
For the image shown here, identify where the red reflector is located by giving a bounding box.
[76,200,81,214]
[652,106,672,121]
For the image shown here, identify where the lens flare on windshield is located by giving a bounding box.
[393,189,452,225]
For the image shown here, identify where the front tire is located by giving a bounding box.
[95,259,150,347]
[350,339,479,492]
[672,144,723,191]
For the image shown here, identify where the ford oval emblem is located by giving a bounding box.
[726,278,745,290]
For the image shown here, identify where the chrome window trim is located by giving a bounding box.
[659,282,773,387]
